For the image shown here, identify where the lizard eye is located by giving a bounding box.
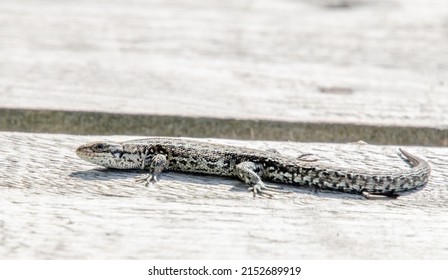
[93,143,105,151]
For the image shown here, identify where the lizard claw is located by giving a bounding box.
[248,184,274,198]
[135,174,157,186]
[248,182,291,198]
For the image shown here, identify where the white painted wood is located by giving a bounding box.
[0,0,447,127]
[0,132,446,259]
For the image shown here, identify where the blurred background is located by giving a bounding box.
[0,0,447,145]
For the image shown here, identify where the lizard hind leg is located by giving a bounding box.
[235,161,285,198]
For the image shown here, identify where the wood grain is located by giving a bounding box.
[0,0,447,128]
[0,132,446,259]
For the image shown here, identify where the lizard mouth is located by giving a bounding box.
[76,142,133,169]
[75,142,107,162]
[76,145,96,163]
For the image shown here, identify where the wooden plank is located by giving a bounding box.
[0,0,447,128]
[0,132,446,259]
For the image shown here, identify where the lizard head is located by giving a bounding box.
[76,141,125,168]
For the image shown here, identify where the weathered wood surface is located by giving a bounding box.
[0,0,447,128]
[0,132,447,259]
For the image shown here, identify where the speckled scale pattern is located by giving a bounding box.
[76,137,431,195]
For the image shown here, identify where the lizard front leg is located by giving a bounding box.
[136,154,168,186]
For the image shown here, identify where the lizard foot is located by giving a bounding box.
[135,174,157,186]
[247,182,291,198]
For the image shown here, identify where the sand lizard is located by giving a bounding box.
[76,137,431,198]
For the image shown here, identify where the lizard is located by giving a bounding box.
[76,137,431,199]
